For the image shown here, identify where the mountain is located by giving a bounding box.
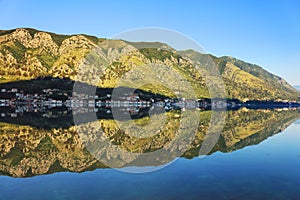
[0,28,298,100]
[293,85,300,91]
[179,50,299,100]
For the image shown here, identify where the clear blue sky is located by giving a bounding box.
[0,0,299,84]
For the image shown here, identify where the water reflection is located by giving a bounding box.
[0,108,299,177]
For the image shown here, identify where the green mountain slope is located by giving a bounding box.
[178,50,299,100]
[0,28,298,100]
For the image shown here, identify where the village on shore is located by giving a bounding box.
[1,87,300,119]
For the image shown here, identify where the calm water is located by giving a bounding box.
[1,109,300,199]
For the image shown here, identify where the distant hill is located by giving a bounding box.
[0,28,299,100]
[293,85,300,91]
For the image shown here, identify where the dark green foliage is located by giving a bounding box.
[140,48,180,61]
[0,29,16,36]
[3,147,24,166]
[3,41,27,61]
[217,60,227,74]
[36,136,57,151]
[36,52,58,69]
[47,160,68,174]
[125,41,174,50]
[81,34,100,44]
[47,33,70,46]
[25,28,40,37]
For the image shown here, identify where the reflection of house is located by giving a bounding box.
[0,99,9,106]
[11,113,17,117]
[11,88,18,93]
[128,107,140,115]
[126,93,140,101]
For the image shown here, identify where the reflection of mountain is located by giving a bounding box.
[0,109,299,177]
[293,119,300,125]
[184,109,300,158]
[0,106,157,129]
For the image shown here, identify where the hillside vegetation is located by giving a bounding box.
[0,28,298,100]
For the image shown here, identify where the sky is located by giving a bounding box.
[0,0,299,84]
